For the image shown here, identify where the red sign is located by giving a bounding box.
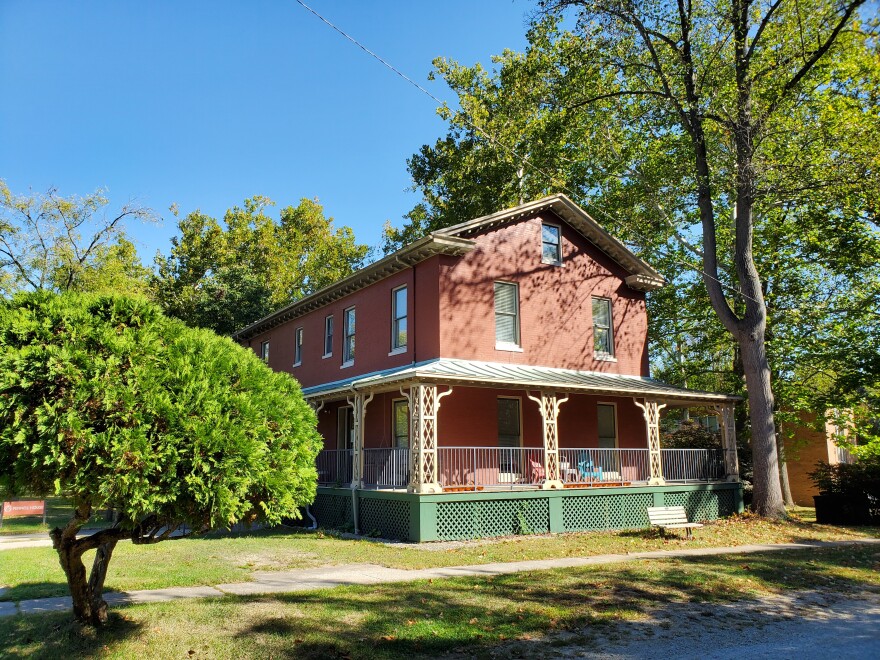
[1,500,45,518]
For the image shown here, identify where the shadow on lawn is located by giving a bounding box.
[0,612,142,659]
[227,546,879,659]
[2,547,876,659]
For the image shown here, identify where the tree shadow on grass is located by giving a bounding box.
[0,611,142,659]
[227,547,879,659]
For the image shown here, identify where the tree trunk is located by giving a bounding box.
[87,539,119,625]
[776,432,795,506]
[56,538,94,624]
[739,332,786,517]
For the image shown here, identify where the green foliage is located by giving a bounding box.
[0,292,322,531]
[0,181,154,295]
[387,3,880,441]
[153,196,371,335]
[809,456,880,505]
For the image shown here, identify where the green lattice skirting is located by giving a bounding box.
[311,483,743,543]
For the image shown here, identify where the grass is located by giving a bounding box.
[0,497,114,536]
[1,544,878,659]
[1,508,877,603]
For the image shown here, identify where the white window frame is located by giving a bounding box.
[494,281,522,351]
[341,306,355,368]
[390,285,408,354]
[260,340,270,362]
[323,315,333,359]
[591,296,615,359]
[391,398,409,448]
[293,327,303,367]
[541,222,563,266]
[596,402,619,449]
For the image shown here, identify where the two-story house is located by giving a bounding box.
[234,195,742,541]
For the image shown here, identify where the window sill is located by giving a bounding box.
[340,361,354,369]
[541,259,563,267]
[388,347,407,356]
[495,342,524,353]
[292,361,302,368]
[594,354,617,362]
[322,353,332,359]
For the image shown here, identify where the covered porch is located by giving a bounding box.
[306,359,740,495]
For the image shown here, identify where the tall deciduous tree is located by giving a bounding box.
[389,1,878,517]
[154,197,371,334]
[0,292,321,626]
[0,181,153,295]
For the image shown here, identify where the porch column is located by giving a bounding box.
[527,391,568,489]
[634,399,667,485]
[714,403,740,481]
[405,383,452,494]
[346,391,374,489]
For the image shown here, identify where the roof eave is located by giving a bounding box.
[438,194,667,289]
[232,234,475,341]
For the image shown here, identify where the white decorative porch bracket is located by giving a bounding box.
[402,383,452,494]
[634,399,667,485]
[345,391,374,489]
[526,391,569,489]
[714,404,740,481]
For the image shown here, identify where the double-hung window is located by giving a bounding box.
[260,340,270,362]
[494,281,520,348]
[342,306,355,366]
[293,327,303,366]
[592,297,614,357]
[542,223,562,265]
[323,315,333,358]
[391,286,407,352]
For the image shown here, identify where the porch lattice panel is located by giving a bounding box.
[435,499,550,541]
[311,494,353,530]
[562,493,653,532]
[359,498,411,541]
[664,490,721,522]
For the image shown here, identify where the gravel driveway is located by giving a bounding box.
[466,589,880,659]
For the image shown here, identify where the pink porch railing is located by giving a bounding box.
[315,447,725,489]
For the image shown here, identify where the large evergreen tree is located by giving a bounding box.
[0,293,321,625]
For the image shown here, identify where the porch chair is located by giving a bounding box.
[529,460,545,483]
[577,456,603,482]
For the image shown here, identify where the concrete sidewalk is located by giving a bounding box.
[3,539,878,618]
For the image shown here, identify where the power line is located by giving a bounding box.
[293,0,758,306]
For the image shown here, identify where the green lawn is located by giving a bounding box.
[1,508,877,603]
[0,497,112,536]
[2,545,878,659]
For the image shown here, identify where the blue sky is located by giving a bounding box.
[0,0,534,262]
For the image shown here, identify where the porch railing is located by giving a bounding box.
[438,446,547,490]
[558,448,651,485]
[315,446,726,490]
[661,448,725,482]
[363,447,410,489]
[316,449,353,486]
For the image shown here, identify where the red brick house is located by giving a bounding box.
[234,195,742,541]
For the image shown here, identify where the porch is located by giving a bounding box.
[316,446,726,491]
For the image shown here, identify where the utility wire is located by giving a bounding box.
[293,0,758,306]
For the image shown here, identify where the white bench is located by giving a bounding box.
[647,506,704,539]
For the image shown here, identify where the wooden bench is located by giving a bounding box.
[647,506,703,539]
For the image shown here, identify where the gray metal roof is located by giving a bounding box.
[301,358,738,405]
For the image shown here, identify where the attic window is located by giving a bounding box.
[542,223,562,265]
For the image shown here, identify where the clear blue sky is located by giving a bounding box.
[0,0,534,262]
